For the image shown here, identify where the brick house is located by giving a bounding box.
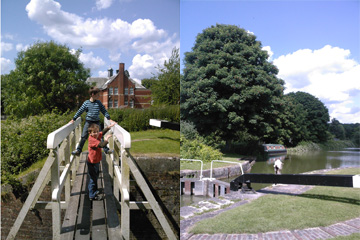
[87,63,152,109]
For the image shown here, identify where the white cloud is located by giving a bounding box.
[25,0,177,54]
[262,46,273,61]
[129,54,157,80]
[2,34,15,40]
[96,0,114,10]
[1,42,13,54]
[98,70,108,77]
[78,51,106,70]
[273,45,360,123]
[1,58,12,73]
[109,52,121,62]
[16,43,30,52]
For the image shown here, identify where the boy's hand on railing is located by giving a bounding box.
[109,120,117,126]
[69,119,74,124]
[105,134,112,141]
[109,121,116,128]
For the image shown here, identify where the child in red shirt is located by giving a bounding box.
[87,122,115,200]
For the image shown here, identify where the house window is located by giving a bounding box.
[109,88,113,95]
[130,100,134,108]
[130,87,134,95]
[109,100,113,108]
[125,99,128,106]
[125,88,128,95]
[114,100,118,108]
[114,87,118,95]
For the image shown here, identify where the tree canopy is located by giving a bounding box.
[287,91,330,143]
[145,47,180,106]
[1,41,90,118]
[181,24,285,143]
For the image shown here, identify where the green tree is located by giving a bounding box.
[181,24,285,143]
[287,91,330,143]
[280,94,309,146]
[141,77,158,90]
[2,41,90,118]
[151,47,180,105]
[329,118,346,140]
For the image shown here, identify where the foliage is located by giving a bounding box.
[1,41,90,119]
[106,105,180,132]
[329,118,346,140]
[180,134,223,162]
[181,24,285,144]
[141,77,158,90]
[280,94,309,146]
[150,47,180,105]
[180,121,199,140]
[1,111,74,181]
[287,91,330,143]
[342,123,360,146]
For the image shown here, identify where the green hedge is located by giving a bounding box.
[1,111,74,180]
[106,105,180,132]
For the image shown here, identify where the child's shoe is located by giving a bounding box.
[71,149,81,156]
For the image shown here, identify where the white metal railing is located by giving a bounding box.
[180,159,204,180]
[6,117,82,240]
[104,118,178,240]
[209,160,244,180]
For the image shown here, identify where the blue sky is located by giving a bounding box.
[181,0,360,124]
[1,0,180,81]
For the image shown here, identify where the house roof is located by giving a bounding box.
[86,73,146,90]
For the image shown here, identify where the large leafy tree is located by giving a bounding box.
[2,41,90,118]
[181,24,285,143]
[329,118,346,140]
[150,47,180,105]
[287,91,330,143]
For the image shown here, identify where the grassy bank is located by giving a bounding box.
[287,140,356,154]
[189,167,360,234]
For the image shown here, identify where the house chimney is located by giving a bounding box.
[119,63,125,75]
[108,67,113,77]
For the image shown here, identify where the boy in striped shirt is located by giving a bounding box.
[70,87,117,155]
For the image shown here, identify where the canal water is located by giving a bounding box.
[180,148,360,207]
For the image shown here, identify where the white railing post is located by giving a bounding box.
[121,148,130,239]
[50,149,61,240]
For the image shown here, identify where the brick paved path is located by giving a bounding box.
[182,218,360,240]
[180,168,360,240]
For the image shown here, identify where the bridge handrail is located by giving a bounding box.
[209,160,244,180]
[47,117,81,149]
[105,118,178,239]
[180,159,204,180]
[6,117,82,240]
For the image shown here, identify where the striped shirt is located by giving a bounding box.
[73,100,110,122]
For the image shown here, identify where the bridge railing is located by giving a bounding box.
[6,117,82,240]
[104,118,178,240]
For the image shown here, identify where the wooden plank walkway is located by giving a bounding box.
[61,152,121,240]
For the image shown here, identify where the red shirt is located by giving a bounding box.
[88,132,103,164]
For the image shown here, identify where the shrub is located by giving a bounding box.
[107,105,180,132]
[180,121,199,140]
[1,111,74,180]
[180,135,223,162]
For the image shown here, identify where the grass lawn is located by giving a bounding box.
[129,129,180,157]
[180,153,246,171]
[190,167,360,234]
